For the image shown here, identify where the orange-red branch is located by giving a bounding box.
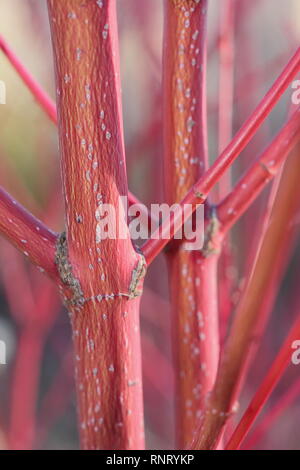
[0,35,57,123]
[218,107,300,232]
[47,0,145,450]
[225,315,300,450]
[142,47,300,264]
[0,186,58,279]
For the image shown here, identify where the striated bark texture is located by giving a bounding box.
[163,0,220,448]
[47,0,145,450]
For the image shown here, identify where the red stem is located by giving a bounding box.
[0,34,145,215]
[218,107,300,232]
[216,0,236,351]
[217,0,235,196]
[8,328,44,450]
[225,315,300,450]
[0,186,58,279]
[142,47,300,264]
[244,376,300,449]
[162,0,220,448]
[191,141,300,450]
[47,0,145,449]
[0,35,57,123]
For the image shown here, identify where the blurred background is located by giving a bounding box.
[0,0,300,450]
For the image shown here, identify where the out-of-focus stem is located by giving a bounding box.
[218,108,300,231]
[8,328,44,450]
[0,34,147,216]
[244,376,300,449]
[225,315,300,450]
[217,0,235,196]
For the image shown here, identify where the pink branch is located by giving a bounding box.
[0,35,57,123]
[244,377,300,449]
[8,328,44,450]
[217,0,236,196]
[218,107,300,232]
[225,315,300,450]
[0,186,58,279]
[47,0,145,449]
[0,242,36,324]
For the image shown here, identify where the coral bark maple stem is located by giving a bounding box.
[47,0,145,450]
[163,0,220,448]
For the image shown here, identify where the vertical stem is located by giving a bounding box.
[47,0,145,450]
[217,0,236,346]
[9,328,43,450]
[217,0,235,196]
[192,142,300,450]
[0,35,57,123]
[163,0,220,448]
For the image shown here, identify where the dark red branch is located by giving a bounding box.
[0,186,58,279]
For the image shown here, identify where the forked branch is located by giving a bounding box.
[142,47,300,264]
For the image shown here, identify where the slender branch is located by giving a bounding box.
[0,34,57,123]
[142,46,300,264]
[217,113,300,391]
[225,315,300,450]
[0,34,147,216]
[217,0,235,196]
[217,0,236,353]
[244,376,300,449]
[0,186,58,279]
[218,107,300,232]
